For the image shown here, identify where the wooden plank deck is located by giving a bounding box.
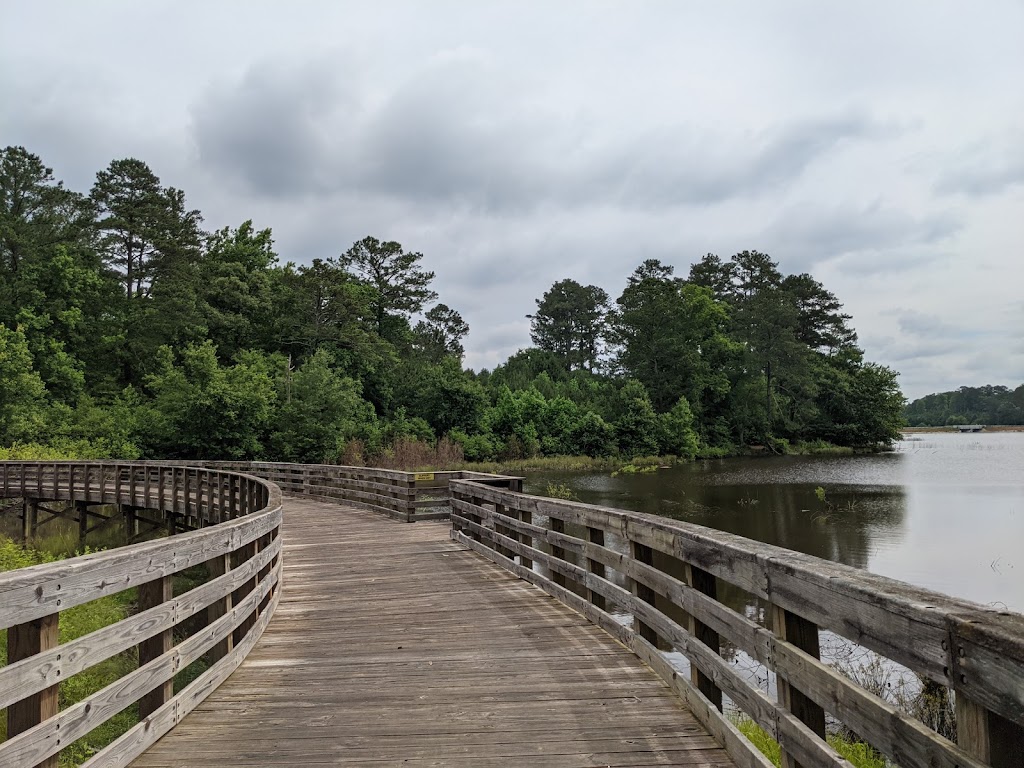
[131,498,734,767]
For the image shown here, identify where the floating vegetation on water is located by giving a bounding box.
[543,482,579,501]
[611,463,659,476]
[611,456,665,476]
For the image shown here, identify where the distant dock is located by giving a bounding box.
[955,424,985,432]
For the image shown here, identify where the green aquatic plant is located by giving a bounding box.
[734,716,888,768]
[543,482,579,501]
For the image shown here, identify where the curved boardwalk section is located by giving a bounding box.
[131,498,733,767]
[0,463,283,768]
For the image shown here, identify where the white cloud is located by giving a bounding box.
[1,0,1022,399]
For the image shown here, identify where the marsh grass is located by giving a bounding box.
[734,717,888,768]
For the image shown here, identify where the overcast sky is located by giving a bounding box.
[2,1,1022,399]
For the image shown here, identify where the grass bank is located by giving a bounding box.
[441,439,875,476]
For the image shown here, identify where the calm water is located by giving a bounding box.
[525,432,1024,613]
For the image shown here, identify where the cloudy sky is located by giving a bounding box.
[2,1,1022,399]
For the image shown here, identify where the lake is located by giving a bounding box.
[523,431,1024,613]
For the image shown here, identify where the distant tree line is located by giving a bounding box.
[0,145,905,463]
[904,385,1024,426]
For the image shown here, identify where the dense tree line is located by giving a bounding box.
[0,145,904,464]
[905,385,1024,426]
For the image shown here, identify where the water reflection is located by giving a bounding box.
[528,464,907,573]
[525,431,1024,612]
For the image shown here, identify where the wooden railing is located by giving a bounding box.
[0,462,283,768]
[148,462,522,522]
[450,478,1024,768]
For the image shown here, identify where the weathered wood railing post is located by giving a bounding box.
[630,541,660,645]
[492,499,513,559]
[519,506,534,571]
[403,476,416,521]
[208,547,235,661]
[770,604,827,768]
[113,462,123,505]
[138,575,174,719]
[549,514,568,588]
[233,478,258,645]
[586,526,607,611]
[258,528,274,614]
[956,682,1024,765]
[7,613,60,768]
[685,564,723,711]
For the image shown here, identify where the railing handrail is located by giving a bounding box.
[450,476,1024,768]
[0,461,283,768]
[126,461,524,522]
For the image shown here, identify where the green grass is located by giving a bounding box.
[787,439,857,456]
[451,440,869,473]
[1,537,138,765]
[450,454,626,473]
[0,440,139,461]
[734,717,888,768]
[452,453,688,475]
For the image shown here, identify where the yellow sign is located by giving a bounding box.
[414,472,435,481]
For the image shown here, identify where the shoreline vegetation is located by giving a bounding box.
[903,384,1024,427]
[2,145,905,479]
[902,424,1024,433]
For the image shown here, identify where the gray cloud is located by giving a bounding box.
[192,60,357,199]
[758,202,961,275]
[191,57,896,214]
[892,309,968,339]
[934,143,1024,198]
[2,0,1022,398]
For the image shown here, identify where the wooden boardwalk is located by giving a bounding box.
[131,498,734,767]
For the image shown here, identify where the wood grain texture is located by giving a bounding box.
[450,481,1024,768]
[130,498,734,767]
[449,479,1024,725]
[0,461,283,768]
[6,613,60,768]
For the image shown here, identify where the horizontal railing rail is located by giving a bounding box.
[0,462,283,768]
[143,462,522,522]
[450,477,1024,768]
